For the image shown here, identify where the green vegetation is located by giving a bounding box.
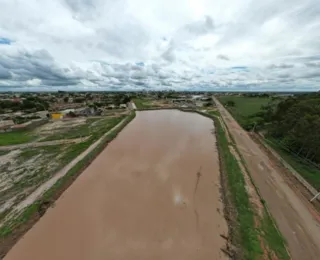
[206,109,220,117]
[219,93,320,189]
[265,137,320,189]
[218,95,272,130]
[265,94,320,166]
[197,110,288,259]
[0,131,36,146]
[214,115,262,259]
[260,213,289,260]
[133,98,153,109]
[0,96,49,113]
[0,112,136,241]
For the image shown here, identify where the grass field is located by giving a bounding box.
[218,96,271,130]
[133,98,153,109]
[0,131,36,146]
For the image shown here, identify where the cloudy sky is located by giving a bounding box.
[0,0,319,91]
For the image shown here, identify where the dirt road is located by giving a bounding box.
[5,110,228,260]
[213,97,320,260]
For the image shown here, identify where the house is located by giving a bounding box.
[119,104,127,109]
[107,104,116,110]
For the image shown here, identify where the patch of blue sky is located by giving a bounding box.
[230,66,249,71]
[0,37,11,45]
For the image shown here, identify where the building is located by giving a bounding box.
[119,104,127,109]
[51,113,64,120]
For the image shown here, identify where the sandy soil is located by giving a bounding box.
[1,116,128,227]
[4,110,228,260]
[213,97,320,260]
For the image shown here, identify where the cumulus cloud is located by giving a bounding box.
[0,0,319,91]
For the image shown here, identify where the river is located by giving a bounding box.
[5,110,228,260]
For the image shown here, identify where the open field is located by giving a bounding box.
[0,114,128,231]
[4,110,229,260]
[214,96,320,260]
[218,96,271,117]
[132,98,154,109]
[218,96,272,130]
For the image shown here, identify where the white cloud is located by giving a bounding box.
[0,0,319,91]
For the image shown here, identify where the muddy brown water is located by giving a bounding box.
[4,110,228,260]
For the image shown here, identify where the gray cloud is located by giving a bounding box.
[217,54,230,61]
[268,63,295,69]
[0,0,319,91]
[305,62,320,67]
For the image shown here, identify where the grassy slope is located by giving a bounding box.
[214,114,262,259]
[265,137,320,189]
[0,131,36,146]
[133,98,153,109]
[199,110,289,259]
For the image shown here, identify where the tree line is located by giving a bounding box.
[260,93,320,165]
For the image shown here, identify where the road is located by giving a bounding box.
[213,97,320,260]
[5,110,228,260]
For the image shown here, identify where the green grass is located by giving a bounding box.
[214,115,262,259]
[218,96,271,130]
[0,131,36,146]
[260,213,290,260]
[0,112,136,239]
[196,110,288,259]
[219,96,271,117]
[206,109,220,117]
[265,137,320,189]
[133,98,153,109]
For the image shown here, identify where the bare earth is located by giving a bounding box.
[213,97,320,260]
[5,110,228,260]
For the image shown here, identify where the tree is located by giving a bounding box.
[226,100,235,107]
[63,97,69,103]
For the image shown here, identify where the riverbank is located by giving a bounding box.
[0,112,136,258]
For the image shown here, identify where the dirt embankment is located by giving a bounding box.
[4,110,229,260]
